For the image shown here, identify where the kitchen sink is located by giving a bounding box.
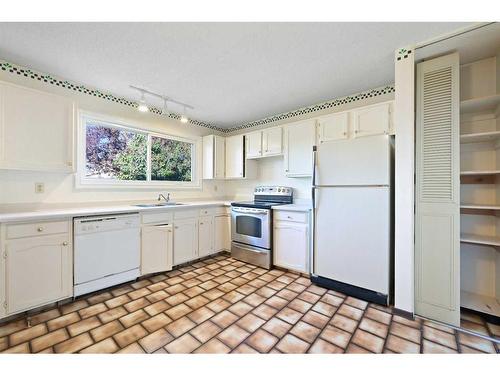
[133,202,185,208]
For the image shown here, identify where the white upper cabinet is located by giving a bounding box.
[246,127,283,158]
[246,131,263,159]
[352,102,392,138]
[317,112,349,143]
[225,134,245,178]
[0,82,75,172]
[262,127,283,156]
[284,119,315,177]
[203,135,225,179]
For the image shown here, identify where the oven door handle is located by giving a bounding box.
[232,242,268,254]
[231,208,269,215]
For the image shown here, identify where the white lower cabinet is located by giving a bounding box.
[273,212,310,273]
[173,218,199,265]
[198,216,214,258]
[214,214,231,252]
[141,224,173,275]
[4,233,73,315]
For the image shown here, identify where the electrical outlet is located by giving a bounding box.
[35,182,45,194]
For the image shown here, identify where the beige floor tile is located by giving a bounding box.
[461,320,489,335]
[331,314,359,334]
[9,324,48,346]
[54,333,93,353]
[286,283,307,293]
[190,321,222,343]
[232,343,259,353]
[422,326,457,350]
[0,319,28,338]
[337,304,363,321]
[344,297,368,310]
[222,291,245,304]
[423,320,454,334]
[111,285,134,297]
[142,313,172,333]
[184,286,205,298]
[252,304,278,320]
[346,343,371,353]
[320,325,352,349]
[308,338,344,354]
[487,322,500,338]
[460,311,484,325]
[211,310,239,329]
[228,301,254,317]
[301,310,330,329]
[67,316,101,337]
[113,325,148,348]
[392,314,421,329]
[364,307,391,325]
[79,303,108,319]
[298,291,321,304]
[131,279,151,289]
[390,322,421,344]
[105,295,131,309]
[246,329,279,353]
[203,289,226,301]
[165,333,201,353]
[119,309,149,328]
[0,336,7,352]
[320,293,344,307]
[256,286,276,298]
[458,332,496,353]
[30,309,61,326]
[290,321,321,343]
[194,338,231,354]
[243,293,266,307]
[460,345,486,354]
[276,307,303,325]
[146,290,169,303]
[117,342,145,353]
[422,339,458,354]
[30,328,69,352]
[165,284,186,295]
[2,342,30,353]
[80,338,119,353]
[351,329,385,353]
[166,316,196,338]
[385,334,420,354]
[188,306,216,324]
[262,317,292,338]
[165,293,190,306]
[276,289,299,301]
[267,281,287,291]
[47,312,81,331]
[217,324,250,348]
[265,296,289,310]
[60,299,89,315]
[276,334,309,353]
[185,295,210,310]
[165,303,193,320]
[139,328,174,353]
[206,298,231,313]
[91,320,124,342]
[144,300,170,316]
[87,292,113,305]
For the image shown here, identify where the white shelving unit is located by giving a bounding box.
[459,54,500,324]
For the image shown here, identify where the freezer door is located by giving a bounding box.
[316,134,390,186]
[314,186,390,294]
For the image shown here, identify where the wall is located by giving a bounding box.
[0,70,225,205]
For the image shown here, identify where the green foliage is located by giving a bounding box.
[113,134,147,180]
[151,137,192,181]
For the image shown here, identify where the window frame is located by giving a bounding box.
[76,111,201,189]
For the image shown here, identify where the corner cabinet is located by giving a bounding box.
[0,81,75,172]
[1,220,73,318]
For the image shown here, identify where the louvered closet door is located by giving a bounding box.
[415,53,460,326]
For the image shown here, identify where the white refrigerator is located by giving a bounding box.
[312,134,393,305]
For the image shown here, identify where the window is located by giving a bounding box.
[79,114,198,187]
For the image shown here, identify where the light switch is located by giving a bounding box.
[35,182,45,194]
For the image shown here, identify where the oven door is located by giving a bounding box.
[231,206,271,249]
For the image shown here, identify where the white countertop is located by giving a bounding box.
[271,203,312,212]
[0,199,234,223]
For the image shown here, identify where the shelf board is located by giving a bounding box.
[461,233,500,247]
[461,290,500,318]
[460,170,500,176]
[461,94,500,114]
[460,131,500,144]
[460,203,500,210]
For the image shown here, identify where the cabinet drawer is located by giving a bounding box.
[142,211,174,225]
[215,206,231,215]
[274,211,308,223]
[199,207,216,217]
[173,209,198,220]
[6,220,70,239]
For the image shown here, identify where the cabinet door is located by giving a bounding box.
[284,120,315,177]
[198,216,214,258]
[415,53,460,326]
[317,112,349,143]
[214,136,226,179]
[225,135,244,179]
[202,135,215,179]
[246,131,262,158]
[5,234,72,314]
[141,225,173,275]
[0,82,75,172]
[173,218,199,265]
[214,215,231,252]
[274,222,309,273]
[353,103,391,138]
[263,127,282,156]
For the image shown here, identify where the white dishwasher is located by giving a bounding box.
[74,213,140,297]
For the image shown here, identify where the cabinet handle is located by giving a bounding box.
[200,222,204,225]
[62,241,68,246]
[37,227,44,232]
[287,216,293,219]
[174,226,179,229]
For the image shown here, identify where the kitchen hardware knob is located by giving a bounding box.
[37,227,44,232]
[354,130,359,134]
[62,241,68,246]
[200,222,203,225]
[343,132,347,136]
[174,226,179,229]
[287,216,292,219]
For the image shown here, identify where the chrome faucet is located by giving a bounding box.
[158,193,170,202]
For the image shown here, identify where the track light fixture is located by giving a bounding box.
[130,85,193,124]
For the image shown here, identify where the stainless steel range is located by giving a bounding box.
[231,186,293,269]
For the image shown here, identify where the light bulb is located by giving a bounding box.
[137,91,149,112]
[180,115,188,123]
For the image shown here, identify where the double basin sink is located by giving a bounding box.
[133,202,185,208]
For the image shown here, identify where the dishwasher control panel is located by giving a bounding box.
[74,213,140,235]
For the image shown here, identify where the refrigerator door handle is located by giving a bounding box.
[312,145,317,187]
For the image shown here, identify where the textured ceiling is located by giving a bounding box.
[0,22,472,128]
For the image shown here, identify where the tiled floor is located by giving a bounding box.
[0,254,499,354]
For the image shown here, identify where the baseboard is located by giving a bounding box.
[392,307,414,320]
